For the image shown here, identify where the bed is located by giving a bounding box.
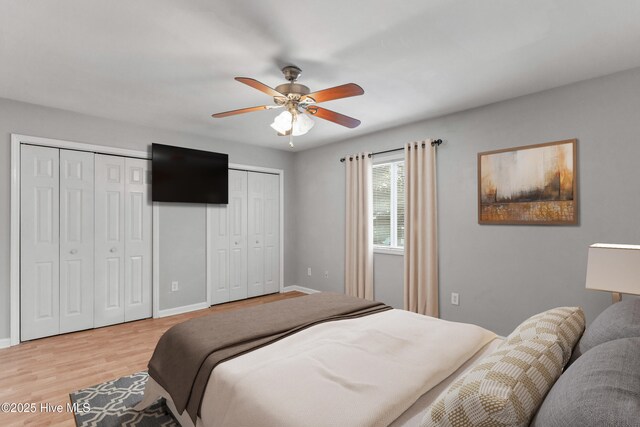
[135,293,640,427]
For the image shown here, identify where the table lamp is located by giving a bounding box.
[585,243,640,303]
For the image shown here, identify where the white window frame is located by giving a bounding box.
[372,153,405,256]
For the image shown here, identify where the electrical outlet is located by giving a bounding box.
[171,281,179,292]
[307,267,312,277]
[451,292,459,306]
[324,270,329,279]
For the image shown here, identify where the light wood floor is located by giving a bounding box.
[0,291,305,426]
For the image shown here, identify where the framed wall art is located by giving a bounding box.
[478,139,577,225]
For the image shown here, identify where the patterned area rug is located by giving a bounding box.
[69,371,179,427]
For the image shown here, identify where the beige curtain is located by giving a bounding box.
[404,140,438,316]
[345,152,374,300]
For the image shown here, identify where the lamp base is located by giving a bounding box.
[612,292,622,303]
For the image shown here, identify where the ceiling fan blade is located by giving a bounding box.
[302,83,364,103]
[235,77,286,98]
[211,105,280,118]
[306,106,361,128]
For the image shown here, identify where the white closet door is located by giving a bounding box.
[209,170,248,304]
[21,145,60,341]
[229,170,248,301]
[263,173,280,294]
[59,149,94,334]
[247,172,265,297]
[124,158,152,321]
[94,154,126,327]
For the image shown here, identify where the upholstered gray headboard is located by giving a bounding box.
[531,299,640,427]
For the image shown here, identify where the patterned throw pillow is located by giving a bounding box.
[421,307,585,427]
[501,307,585,365]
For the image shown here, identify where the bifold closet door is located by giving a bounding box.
[21,145,60,341]
[94,154,126,327]
[209,170,247,304]
[124,158,152,321]
[248,173,265,297]
[248,172,279,297]
[263,173,280,294]
[229,170,248,301]
[59,150,95,334]
[95,155,152,325]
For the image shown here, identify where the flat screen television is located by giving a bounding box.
[152,143,228,204]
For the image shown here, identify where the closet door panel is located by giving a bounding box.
[124,158,152,321]
[263,174,280,294]
[59,150,94,333]
[247,172,265,297]
[21,145,60,341]
[229,170,248,302]
[94,154,125,327]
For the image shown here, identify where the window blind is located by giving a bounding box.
[373,161,404,248]
[373,164,391,246]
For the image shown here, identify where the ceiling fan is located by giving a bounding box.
[211,66,364,147]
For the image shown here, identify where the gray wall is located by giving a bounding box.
[0,97,296,339]
[4,67,640,340]
[293,67,640,336]
[158,204,207,309]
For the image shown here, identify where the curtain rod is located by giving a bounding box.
[339,139,442,162]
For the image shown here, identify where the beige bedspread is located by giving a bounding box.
[199,309,496,427]
[148,292,390,423]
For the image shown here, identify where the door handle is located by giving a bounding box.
[110,247,118,253]
[70,249,78,255]
[235,241,239,245]
[256,240,259,244]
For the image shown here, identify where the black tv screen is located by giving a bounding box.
[152,144,228,204]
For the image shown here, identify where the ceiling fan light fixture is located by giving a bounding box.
[271,110,315,136]
[292,112,314,136]
[270,110,293,134]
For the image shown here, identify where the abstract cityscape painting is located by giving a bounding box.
[478,139,577,224]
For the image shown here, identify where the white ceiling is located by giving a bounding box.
[2,1,640,152]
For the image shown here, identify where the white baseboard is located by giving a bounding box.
[283,285,320,294]
[0,338,11,349]
[157,289,320,318]
[156,302,210,318]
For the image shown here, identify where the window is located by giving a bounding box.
[373,159,405,251]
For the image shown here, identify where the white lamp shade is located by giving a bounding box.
[270,110,315,136]
[585,244,640,295]
[292,112,314,136]
[270,110,293,134]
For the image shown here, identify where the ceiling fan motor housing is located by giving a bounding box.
[275,83,311,97]
[277,66,311,101]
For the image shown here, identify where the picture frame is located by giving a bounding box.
[478,139,578,225]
